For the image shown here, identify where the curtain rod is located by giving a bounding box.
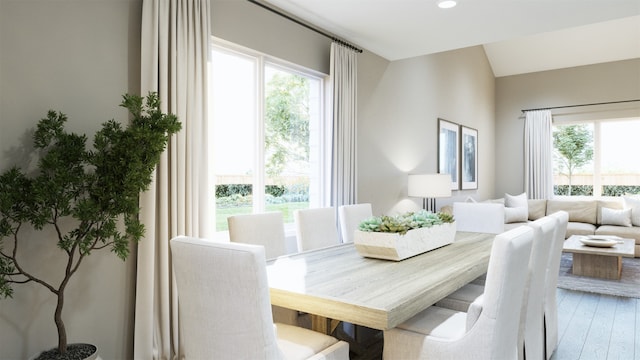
[521,99,640,113]
[247,0,363,53]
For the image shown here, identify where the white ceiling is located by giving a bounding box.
[263,0,640,77]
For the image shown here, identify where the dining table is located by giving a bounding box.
[266,231,495,333]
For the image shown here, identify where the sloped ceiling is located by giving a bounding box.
[263,0,640,76]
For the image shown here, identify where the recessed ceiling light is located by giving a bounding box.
[438,0,457,9]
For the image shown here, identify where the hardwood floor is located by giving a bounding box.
[551,288,639,360]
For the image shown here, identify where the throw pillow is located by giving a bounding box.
[505,206,528,223]
[601,207,632,227]
[623,196,640,227]
[505,192,528,208]
[504,192,528,223]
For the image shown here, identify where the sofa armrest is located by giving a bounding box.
[453,202,505,234]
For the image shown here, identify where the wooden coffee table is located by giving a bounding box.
[562,235,635,280]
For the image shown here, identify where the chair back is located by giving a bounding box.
[453,202,505,234]
[338,203,373,243]
[480,226,533,359]
[294,207,339,251]
[228,212,287,259]
[521,216,556,360]
[170,237,281,359]
[544,210,569,358]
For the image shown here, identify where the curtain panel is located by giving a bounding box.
[524,110,554,199]
[134,1,211,359]
[330,42,358,218]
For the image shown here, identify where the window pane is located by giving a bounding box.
[211,49,256,231]
[264,65,319,224]
[600,119,640,196]
[553,123,594,196]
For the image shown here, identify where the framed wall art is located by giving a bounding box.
[437,118,459,190]
[461,126,478,190]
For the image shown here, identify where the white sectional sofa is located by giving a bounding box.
[445,195,640,257]
[504,196,640,257]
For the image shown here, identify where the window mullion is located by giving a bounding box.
[254,56,266,213]
[593,121,601,197]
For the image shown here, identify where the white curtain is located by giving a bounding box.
[524,110,554,199]
[134,1,211,359]
[330,42,358,212]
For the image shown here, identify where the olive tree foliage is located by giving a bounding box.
[0,93,181,356]
[553,124,593,196]
[264,72,310,179]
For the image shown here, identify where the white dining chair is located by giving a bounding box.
[544,211,569,359]
[338,203,373,243]
[228,212,299,326]
[383,226,534,360]
[294,207,340,251]
[170,237,350,360]
[519,216,557,360]
[227,212,288,259]
[436,216,556,360]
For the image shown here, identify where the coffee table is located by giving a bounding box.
[562,235,635,279]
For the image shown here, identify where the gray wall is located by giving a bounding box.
[0,0,141,359]
[495,59,640,197]
[357,46,496,215]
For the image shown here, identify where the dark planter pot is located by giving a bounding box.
[31,343,99,360]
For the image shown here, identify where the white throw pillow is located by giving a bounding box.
[504,192,528,223]
[504,206,528,223]
[601,207,632,227]
[505,192,528,208]
[623,196,640,227]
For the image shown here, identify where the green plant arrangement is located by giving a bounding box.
[359,210,454,235]
[0,93,181,359]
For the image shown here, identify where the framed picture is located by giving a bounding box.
[461,126,478,190]
[437,118,459,190]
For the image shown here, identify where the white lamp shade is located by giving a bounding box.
[408,174,452,198]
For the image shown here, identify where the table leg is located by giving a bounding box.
[572,253,622,279]
[310,315,341,334]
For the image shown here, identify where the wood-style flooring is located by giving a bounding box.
[551,288,639,360]
[349,288,640,359]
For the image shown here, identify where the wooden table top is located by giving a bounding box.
[266,231,494,330]
[563,235,635,257]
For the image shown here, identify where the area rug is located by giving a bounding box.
[557,252,640,298]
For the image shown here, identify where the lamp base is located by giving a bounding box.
[422,198,437,213]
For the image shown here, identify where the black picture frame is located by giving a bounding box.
[437,118,459,190]
[460,125,478,190]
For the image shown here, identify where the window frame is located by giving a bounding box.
[209,38,331,234]
[552,116,640,197]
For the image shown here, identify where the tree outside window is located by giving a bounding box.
[553,124,593,196]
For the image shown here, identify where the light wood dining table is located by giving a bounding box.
[266,231,495,332]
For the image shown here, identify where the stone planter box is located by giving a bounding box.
[354,222,456,261]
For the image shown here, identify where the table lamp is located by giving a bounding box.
[408,173,452,212]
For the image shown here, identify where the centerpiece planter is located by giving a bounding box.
[354,210,456,261]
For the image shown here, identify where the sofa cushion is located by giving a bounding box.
[504,206,528,223]
[504,193,528,223]
[546,200,596,224]
[595,225,640,244]
[596,199,624,224]
[600,207,632,227]
[527,199,547,221]
[565,222,596,238]
[623,196,640,227]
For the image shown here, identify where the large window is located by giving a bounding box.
[209,41,328,232]
[553,118,640,197]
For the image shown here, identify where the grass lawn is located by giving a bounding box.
[216,202,309,231]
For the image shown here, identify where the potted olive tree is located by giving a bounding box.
[0,93,181,359]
